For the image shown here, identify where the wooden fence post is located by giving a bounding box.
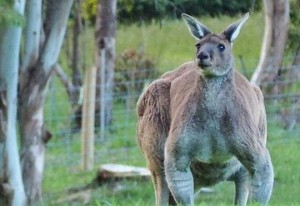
[81,66,97,171]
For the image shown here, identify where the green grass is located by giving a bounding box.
[117,12,264,74]
[75,12,264,75]
[42,12,300,205]
[42,116,300,205]
[267,123,300,205]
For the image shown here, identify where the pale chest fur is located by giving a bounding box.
[178,76,238,164]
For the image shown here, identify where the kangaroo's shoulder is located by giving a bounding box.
[234,71,264,103]
[161,61,198,81]
[137,61,198,118]
[137,78,171,117]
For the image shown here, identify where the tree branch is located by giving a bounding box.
[40,0,74,75]
[21,0,42,72]
[53,63,78,104]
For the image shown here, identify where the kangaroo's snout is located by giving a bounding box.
[198,51,209,60]
[198,50,212,68]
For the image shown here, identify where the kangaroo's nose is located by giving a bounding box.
[197,50,212,68]
[198,51,210,60]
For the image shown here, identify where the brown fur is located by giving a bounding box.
[137,14,273,206]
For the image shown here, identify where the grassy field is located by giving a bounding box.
[116,12,264,73]
[42,12,300,205]
[74,12,265,74]
[42,120,300,206]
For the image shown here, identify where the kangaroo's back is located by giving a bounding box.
[137,62,194,159]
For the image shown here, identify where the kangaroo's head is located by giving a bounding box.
[182,13,249,77]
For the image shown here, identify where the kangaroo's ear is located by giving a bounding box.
[223,13,249,42]
[182,13,211,40]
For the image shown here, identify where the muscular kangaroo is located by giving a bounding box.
[137,13,274,206]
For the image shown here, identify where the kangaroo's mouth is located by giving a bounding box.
[197,59,212,68]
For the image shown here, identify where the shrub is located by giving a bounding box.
[114,48,158,104]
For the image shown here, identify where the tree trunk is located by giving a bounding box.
[72,0,83,104]
[0,0,27,205]
[70,0,83,131]
[95,0,117,129]
[19,0,74,204]
[250,0,289,88]
[19,66,51,205]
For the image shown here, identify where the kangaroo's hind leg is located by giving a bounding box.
[149,160,176,206]
[137,79,172,205]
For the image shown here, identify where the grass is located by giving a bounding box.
[267,124,300,205]
[76,12,264,75]
[43,126,300,206]
[44,110,300,206]
[42,12,300,205]
[116,12,264,74]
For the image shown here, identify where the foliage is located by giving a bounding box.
[81,0,97,23]
[82,0,260,24]
[287,0,300,52]
[118,0,260,22]
[114,48,157,96]
[117,0,164,23]
[0,0,24,27]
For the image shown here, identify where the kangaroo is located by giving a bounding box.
[137,13,274,206]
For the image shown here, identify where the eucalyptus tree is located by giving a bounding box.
[19,0,73,204]
[95,0,117,130]
[0,0,26,205]
[251,0,289,87]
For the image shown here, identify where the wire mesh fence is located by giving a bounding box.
[42,64,300,204]
[263,65,300,130]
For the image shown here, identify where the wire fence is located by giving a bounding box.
[263,65,300,130]
[42,64,300,203]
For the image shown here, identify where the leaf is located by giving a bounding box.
[0,3,24,28]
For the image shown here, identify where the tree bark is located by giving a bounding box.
[95,0,117,128]
[251,0,289,88]
[19,0,74,204]
[72,0,83,105]
[70,0,83,131]
[0,0,27,205]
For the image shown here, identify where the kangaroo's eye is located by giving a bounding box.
[195,43,201,49]
[217,44,225,52]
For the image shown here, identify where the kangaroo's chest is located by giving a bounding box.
[185,93,236,163]
[186,119,233,163]
[192,88,235,131]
